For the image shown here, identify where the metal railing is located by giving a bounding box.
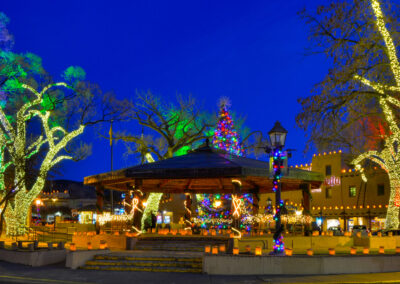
[28,226,74,243]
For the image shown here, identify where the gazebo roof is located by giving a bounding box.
[84,144,323,193]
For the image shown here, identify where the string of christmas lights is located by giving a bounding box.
[352,0,400,229]
[272,148,285,253]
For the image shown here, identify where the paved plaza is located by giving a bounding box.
[0,261,400,284]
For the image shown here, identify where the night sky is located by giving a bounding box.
[3,1,330,182]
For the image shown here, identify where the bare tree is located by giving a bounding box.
[297,0,400,154]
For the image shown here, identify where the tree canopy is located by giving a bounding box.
[297,0,400,154]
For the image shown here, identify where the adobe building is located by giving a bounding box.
[262,150,391,232]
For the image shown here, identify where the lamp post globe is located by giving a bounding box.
[268,121,288,149]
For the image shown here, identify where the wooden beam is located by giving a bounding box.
[157,179,170,190]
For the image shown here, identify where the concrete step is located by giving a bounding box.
[86,259,202,268]
[94,255,202,262]
[133,238,228,252]
[81,254,203,273]
[82,265,202,273]
[134,245,204,252]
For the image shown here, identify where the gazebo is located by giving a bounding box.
[84,143,323,232]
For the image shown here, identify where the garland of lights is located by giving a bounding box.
[232,195,242,218]
[100,197,143,234]
[351,0,400,230]
[0,82,85,236]
[272,148,285,253]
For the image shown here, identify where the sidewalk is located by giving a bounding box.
[1,260,400,284]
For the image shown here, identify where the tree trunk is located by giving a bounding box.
[141,193,163,231]
[385,176,400,230]
[3,201,30,236]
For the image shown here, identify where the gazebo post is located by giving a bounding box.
[95,185,104,234]
[231,180,242,237]
[133,180,144,232]
[252,193,260,234]
[301,183,312,236]
[124,189,133,214]
[184,193,192,230]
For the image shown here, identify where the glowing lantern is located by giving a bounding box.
[100,241,107,250]
[285,248,293,256]
[245,245,251,253]
[321,232,326,236]
[204,245,211,253]
[350,247,357,255]
[87,242,92,250]
[379,246,385,254]
[363,247,369,254]
[233,247,239,255]
[151,228,156,234]
[69,243,76,251]
[255,247,262,256]
[395,247,400,254]
[219,244,226,253]
[212,246,219,255]
[259,231,264,236]
[211,230,216,236]
[377,232,382,237]
[356,232,361,238]
[328,248,335,256]
[203,230,208,236]
[114,231,119,236]
[307,249,313,256]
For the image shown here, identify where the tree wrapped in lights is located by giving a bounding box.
[352,0,400,229]
[0,70,130,236]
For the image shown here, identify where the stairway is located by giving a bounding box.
[133,236,229,252]
[80,236,229,273]
[81,253,203,273]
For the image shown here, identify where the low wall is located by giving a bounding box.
[66,249,111,269]
[72,234,128,250]
[0,249,66,267]
[354,236,400,249]
[237,236,353,252]
[56,223,95,232]
[203,255,400,275]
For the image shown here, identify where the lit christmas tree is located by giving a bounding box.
[196,98,252,230]
[212,98,244,156]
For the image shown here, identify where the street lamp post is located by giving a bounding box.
[267,121,288,255]
[35,199,43,224]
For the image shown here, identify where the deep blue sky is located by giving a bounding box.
[3,1,330,182]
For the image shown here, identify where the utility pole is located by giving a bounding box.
[110,120,114,214]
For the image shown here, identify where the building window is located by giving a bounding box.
[377,184,384,196]
[349,186,356,197]
[325,165,332,176]
[326,187,332,199]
